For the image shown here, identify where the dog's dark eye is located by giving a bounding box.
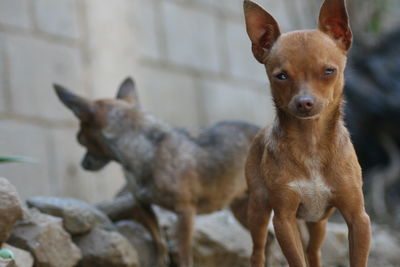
[275,72,288,80]
[324,68,336,76]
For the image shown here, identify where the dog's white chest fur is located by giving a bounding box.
[288,161,332,222]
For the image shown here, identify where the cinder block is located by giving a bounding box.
[224,20,267,83]
[133,0,160,60]
[0,121,52,199]
[190,0,215,6]
[0,34,6,113]
[34,0,80,39]
[218,0,292,30]
[215,0,245,15]
[49,128,125,204]
[136,66,200,127]
[0,81,5,114]
[201,79,274,126]
[162,1,221,73]
[84,0,139,99]
[5,35,84,121]
[0,0,30,29]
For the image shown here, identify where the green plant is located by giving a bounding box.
[0,249,14,260]
[0,156,35,163]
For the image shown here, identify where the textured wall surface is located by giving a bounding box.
[0,0,338,202]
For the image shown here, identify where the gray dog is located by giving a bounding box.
[54,77,260,267]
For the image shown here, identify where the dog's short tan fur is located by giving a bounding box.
[54,79,259,267]
[243,0,371,266]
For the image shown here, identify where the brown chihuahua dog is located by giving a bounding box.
[54,78,259,267]
[243,0,371,266]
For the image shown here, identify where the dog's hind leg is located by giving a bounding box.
[230,192,250,229]
[230,192,275,266]
[176,206,196,267]
[305,219,327,267]
[245,131,275,267]
[247,192,272,267]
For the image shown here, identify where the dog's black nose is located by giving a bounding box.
[296,96,314,113]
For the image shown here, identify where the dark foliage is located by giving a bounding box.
[345,29,400,220]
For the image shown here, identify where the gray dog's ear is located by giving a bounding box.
[116,77,139,104]
[243,0,281,64]
[318,0,352,52]
[53,84,93,121]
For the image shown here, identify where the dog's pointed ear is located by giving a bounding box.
[318,0,352,52]
[243,0,281,63]
[116,77,139,104]
[53,84,93,121]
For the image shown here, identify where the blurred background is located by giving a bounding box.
[0,0,399,226]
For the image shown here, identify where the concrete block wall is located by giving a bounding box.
[0,0,129,203]
[131,0,321,127]
[0,0,318,203]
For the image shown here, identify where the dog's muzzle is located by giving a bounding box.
[289,95,323,119]
[81,152,110,171]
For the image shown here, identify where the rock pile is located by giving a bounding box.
[74,227,138,267]
[27,196,115,234]
[0,177,139,267]
[0,176,399,267]
[0,177,23,244]
[0,177,32,267]
[8,209,82,267]
[25,196,139,267]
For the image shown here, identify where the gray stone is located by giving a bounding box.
[0,0,30,29]
[96,193,136,222]
[192,210,252,267]
[2,244,33,267]
[8,209,81,267]
[34,0,80,39]
[116,220,157,267]
[162,1,221,72]
[0,258,13,267]
[264,222,349,266]
[5,35,84,121]
[0,178,23,244]
[74,227,139,267]
[155,207,252,267]
[266,222,400,267]
[27,196,115,234]
[156,207,385,267]
[370,224,400,267]
[321,222,349,266]
[321,222,400,267]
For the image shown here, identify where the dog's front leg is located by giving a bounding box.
[336,190,371,267]
[132,204,169,267]
[273,214,306,267]
[346,213,371,267]
[176,206,196,267]
[272,193,306,267]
